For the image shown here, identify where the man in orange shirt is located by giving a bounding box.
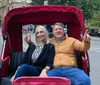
[47,22,91,85]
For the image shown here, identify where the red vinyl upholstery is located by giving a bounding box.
[12,77,71,85]
[82,56,88,74]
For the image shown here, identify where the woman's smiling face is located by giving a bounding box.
[36,28,45,43]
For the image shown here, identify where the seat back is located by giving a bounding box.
[9,52,25,72]
[0,52,25,85]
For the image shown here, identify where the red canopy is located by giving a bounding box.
[2,5,85,38]
[1,5,86,57]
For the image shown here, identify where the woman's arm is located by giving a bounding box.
[39,44,55,77]
[45,44,55,69]
[22,42,35,64]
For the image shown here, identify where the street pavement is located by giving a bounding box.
[91,36,100,41]
[89,39,100,85]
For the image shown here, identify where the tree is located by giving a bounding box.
[89,11,100,28]
[30,0,100,21]
[30,0,44,5]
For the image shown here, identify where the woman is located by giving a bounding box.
[11,25,55,82]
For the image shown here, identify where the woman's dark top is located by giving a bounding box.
[22,42,55,71]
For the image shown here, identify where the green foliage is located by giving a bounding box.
[30,0,45,5]
[30,0,100,28]
[89,11,100,28]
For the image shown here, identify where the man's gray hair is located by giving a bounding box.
[53,22,64,29]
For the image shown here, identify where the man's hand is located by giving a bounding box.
[83,30,91,42]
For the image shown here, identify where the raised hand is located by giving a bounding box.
[83,30,91,42]
[24,34,32,44]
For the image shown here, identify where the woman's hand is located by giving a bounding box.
[39,69,48,77]
[24,34,32,44]
[39,67,50,77]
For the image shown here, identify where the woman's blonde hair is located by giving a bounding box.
[35,25,49,45]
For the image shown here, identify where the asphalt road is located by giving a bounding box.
[89,38,100,85]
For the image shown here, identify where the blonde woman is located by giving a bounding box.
[11,25,55,82]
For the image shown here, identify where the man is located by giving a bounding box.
[47,22,91,85]
[25,23,91,85]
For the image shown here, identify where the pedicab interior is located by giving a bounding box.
[0,5,90,85]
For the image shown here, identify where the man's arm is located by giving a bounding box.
[83,30,91,42]
[74,30,91,51]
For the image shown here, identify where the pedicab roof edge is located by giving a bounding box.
[2,5,85,38]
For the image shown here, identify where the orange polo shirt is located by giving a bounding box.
[50,37,90,67]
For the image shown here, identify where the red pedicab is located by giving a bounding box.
[0,5,90,85]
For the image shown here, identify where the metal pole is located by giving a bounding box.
[1,40,6,60]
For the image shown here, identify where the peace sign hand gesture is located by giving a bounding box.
[83,30,91,42]
[24,34,32,44]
